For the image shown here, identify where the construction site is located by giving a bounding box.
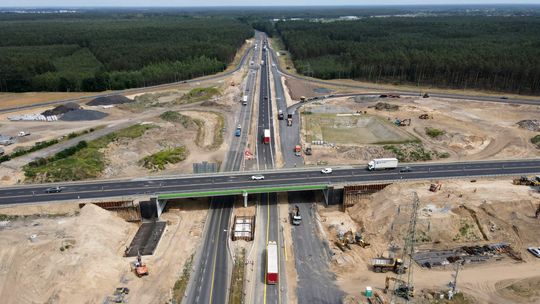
[315,177,540,303]
[297,95,540,166]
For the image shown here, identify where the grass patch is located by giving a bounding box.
[229,248,246,304]
[139,146,189,171]
[160,111,203,130]
[210,112,225,150]
[531,135,540,148]
[0,126,102,164]
[175,87,220,104]
[426,127,446,138]
[171,254,194,304]
[23,124,155,182]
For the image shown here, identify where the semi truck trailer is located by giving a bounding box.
[267,241,279,284]
[263,129,270,144]
[368,158,398,171]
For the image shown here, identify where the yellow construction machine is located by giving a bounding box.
[384,276,414,300]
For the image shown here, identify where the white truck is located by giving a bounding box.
[368,158,398,171]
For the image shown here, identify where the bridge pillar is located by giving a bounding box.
[153,198,167,218]
[322,186,343,206]
[243,191,248,208]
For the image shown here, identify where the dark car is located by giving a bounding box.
[45,186,62,193]
[399,166,412,173]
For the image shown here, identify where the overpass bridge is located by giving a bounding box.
[1,159,540,215]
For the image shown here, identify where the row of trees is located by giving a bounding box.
[0,14,253,92]
[276,16,540,95]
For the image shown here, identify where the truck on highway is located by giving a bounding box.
[287,113,293,126]
[263,129,270,144]
[371,257,406,274]
[242,95,248,103]
[278,110,284,120]
[266,241,279,284]
[294,145,302,156]
[290,205,301,225]
[368,158,398,171]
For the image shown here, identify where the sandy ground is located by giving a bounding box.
[0,200,207,304]
[299,96,540,166]
[315,178,540,303]
[0,92,99,110]
[0,204,137,303]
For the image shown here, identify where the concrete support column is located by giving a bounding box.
[243,191,248,208]
[155,199,167,218]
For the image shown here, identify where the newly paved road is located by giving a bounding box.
[1,160,540,205]
[289,191,344,304]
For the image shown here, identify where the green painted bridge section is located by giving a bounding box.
[157,184,328,200]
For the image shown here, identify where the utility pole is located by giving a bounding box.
[391,192,419,303]
[450,259,462,298]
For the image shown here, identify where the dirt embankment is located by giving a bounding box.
[0,204,137,304]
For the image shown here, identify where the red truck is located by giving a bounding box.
[266,241,278,284]
[263,129,270,144]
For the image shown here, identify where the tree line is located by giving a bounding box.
[0,14,253,92]
[276,16,540,95]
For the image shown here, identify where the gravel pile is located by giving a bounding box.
[372,102,399,111]
[517,120,540,132]
[42,102,81,116]
[87,95,132,106]
[60,109,108,121]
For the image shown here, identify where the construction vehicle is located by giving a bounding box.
[430,181,442,192]
[287,113,293,126]
[18,131,30,137]
[335,230,370,251]
[304,145,312,155]
[300,96,306,102]
[278,109,284,120]
[513,176,540,186]
[384,276,414,300]
[294,145,302,156]
[394,118,411,126]
[388,94,401,98]
[371,257,406,274]
[134,252,148,277]
[422,92,430,98]
[290,205,301,225]
[418,114,432,119]
[368,158,398,171]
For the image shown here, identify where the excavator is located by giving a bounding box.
[384,276,414,300]
[134,252,149,277]
[394,118,411,126]
[429,181,442,192]
[513,176,540,186]
[335,230,370,251]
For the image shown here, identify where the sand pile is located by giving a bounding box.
[0,204,135,304]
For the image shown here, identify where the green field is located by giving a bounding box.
[303,113,416,145]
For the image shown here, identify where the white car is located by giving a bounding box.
[528,247,540,258]
[251,175,265,180]
[321,168,333,174]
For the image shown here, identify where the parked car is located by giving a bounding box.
[321,168,333,174]
[527,247,540,258]
[400,166,412,173]
[45,186,63,193]
[251,175,265,180]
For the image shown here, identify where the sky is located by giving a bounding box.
[1,0,540,7]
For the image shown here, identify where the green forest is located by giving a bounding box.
[276,16,540,94]
[0,14,253,92]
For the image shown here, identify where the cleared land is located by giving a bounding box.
[299,96,540,166]
[303,113,415,145]
[0,200,207,304]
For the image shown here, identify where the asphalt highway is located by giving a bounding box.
[1,160,540,205]
[184,32,263,304]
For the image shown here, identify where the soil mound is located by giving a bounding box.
[41,102,81,116]
[517,120,540,132]
[372,102,399,111]
[87,95,132,106]
[60,109,108,121]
